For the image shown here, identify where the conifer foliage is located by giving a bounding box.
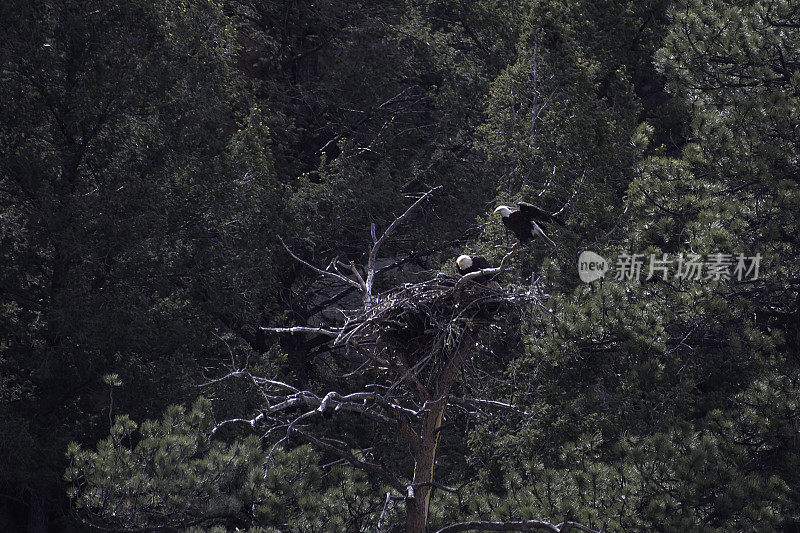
[2,0,800,531]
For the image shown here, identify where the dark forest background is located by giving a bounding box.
[2,0,800,531]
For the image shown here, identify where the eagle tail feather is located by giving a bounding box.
[531,223,557,248]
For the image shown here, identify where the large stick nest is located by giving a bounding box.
[337,275,545,364]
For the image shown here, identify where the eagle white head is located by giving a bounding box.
[456,255,472,270]
[493,205,513,218]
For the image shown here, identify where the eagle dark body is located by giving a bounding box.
[456,254,501,289]
[456,255,491,275]
[499,202,561,247]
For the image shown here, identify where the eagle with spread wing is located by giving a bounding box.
[493,202,563,248]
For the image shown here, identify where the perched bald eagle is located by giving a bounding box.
[456,255,500,289]
[456,254,490,275]
[493,202,562,248]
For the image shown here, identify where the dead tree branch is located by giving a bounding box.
[365,186,441,304]
[277,235,363,291]
[434,519,602,533]
[260,326,339,337]
[290,426,405,492]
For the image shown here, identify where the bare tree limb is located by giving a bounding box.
[365,187,441,304]
[261,326,340,337]
[377,491,393,531]
[387,348,433,401]
[434,518,602,533]
[552,169,586,218]
[211,413,267,436]
[277,235,364,291]
[449,396,528,416]
[410,480,460,493]
[249,377,302,393]
[338,259,368,293]
[290,426,405,492]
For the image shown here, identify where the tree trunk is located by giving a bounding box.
[25,488,48,533]
[405,397,447,532]
[404,339,470,532]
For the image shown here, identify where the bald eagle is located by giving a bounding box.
[456,255,501,289]
[493,202,562,248]
[456,254,490,275]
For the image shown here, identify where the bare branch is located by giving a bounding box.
[277,235,363,291]
[454,266,503,289]
[552,169,586,218]
[377,491,393,531]
[411,480,460,493]
[263,435,289,481]
[435,520,556,533]
[365,187,441,303]
[338,259,368,293]
[250,377,302,394]
[290,426,405,492]
[261,326,340,337]
[387,348,433,401]
[211,414,265,436]
[434,519,602,533]
[197,370,249,388]
[449,396,528,416]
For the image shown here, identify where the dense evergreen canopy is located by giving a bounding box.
[2,0,799,531]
